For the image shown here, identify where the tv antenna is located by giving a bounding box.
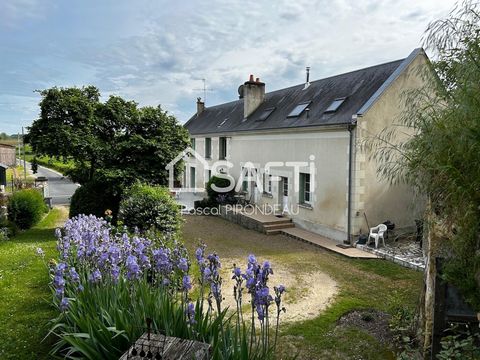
[193,78,214,103]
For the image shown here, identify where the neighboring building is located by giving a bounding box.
[0,144,16,188]
[0,144,16,167]
[183,48,429,242]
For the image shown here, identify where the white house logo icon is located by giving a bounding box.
[165,146,209,193]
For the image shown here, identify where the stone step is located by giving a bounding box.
[259,218,293,226]
[263,223,296,230]
[265,229,283,235]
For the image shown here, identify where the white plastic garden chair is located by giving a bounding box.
[368,224,388,248]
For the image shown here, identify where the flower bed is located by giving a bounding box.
[38,215,286,359]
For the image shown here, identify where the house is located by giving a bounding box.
[183,48,429,242]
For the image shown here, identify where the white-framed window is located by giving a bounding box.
[299,173,311,205]
[219,137,227,160]
[205,138,212,158]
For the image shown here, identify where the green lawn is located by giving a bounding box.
[0,211,422,359]
[182,215,423,360]
[0,207,68,360]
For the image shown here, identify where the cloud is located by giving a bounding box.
[0,0,50,28]
[0,0,458,133]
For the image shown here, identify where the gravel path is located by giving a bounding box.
[182,215,338,322]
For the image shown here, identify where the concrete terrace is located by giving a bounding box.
[220,205,379,259]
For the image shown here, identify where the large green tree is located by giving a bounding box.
[27,86,189,187]
[370,1,480,310]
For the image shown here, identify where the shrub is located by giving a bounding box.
[206,176,235,204]
[437,325,480,360]
[69,180,121,220]
[7,189,46,229]
[118,182,182,233]
[194,198,216,210]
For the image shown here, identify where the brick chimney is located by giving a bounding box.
[196,97,205,116]
[243,74,265,118]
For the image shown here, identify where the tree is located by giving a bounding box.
[369,1,480,311]
[27,86,189,187]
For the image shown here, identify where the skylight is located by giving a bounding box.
[217,118,228,127]
[325,97,346,113]
[287,101,311,118]
[257,107,276,121]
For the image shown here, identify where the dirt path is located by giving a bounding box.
[183,215,338,322]
[221,256,338,322]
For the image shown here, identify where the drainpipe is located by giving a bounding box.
[346,115,357,245]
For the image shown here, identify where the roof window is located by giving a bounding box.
[257,107,276,121]
[287,101,311,118]
[325,97,346,113]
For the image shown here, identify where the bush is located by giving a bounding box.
[118,182,182,233]
[69,180,121,220]
[7,189,47,229]
[206,176,235,204]
[194,198,216,210]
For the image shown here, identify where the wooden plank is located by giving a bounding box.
[119,333,210,360]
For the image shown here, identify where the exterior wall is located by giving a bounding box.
[353,53,429,235]
[187,129,350,241]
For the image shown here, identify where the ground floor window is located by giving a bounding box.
[190,167,196,188]
[283,177,289,196]
[205,169,211,186]
[219,137,227,160]
[299,173,311,204]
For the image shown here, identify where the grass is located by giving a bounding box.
[0,211,422,359]
[181,215,423,359]
[0,207,68,360]
[5,165,36,194]
[23,144,75,175]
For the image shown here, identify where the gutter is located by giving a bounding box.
[346,115,357,244]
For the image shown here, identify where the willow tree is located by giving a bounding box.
[369,0,480,312]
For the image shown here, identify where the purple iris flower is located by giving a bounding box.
[186,302,196,324]
[88,269,102,283]
[178,257,189,272]
[182,275,192,291]
[36,247,45,257]
[126,255,140,280]
[195,247,204,262]
[68,267,80,283]
[233,266,242,277]
[54,275,65,288]
[59,297,69,311]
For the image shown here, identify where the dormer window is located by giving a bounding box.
[287,101,311,118]
[257,107,276,121]
[325,97,346,113]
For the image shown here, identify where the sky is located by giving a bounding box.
[0,0,458,134]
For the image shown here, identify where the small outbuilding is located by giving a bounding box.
[0,144,16,188]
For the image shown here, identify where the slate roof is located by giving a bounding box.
[185,49,423,135]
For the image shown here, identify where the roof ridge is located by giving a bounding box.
[201,57,405,112]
